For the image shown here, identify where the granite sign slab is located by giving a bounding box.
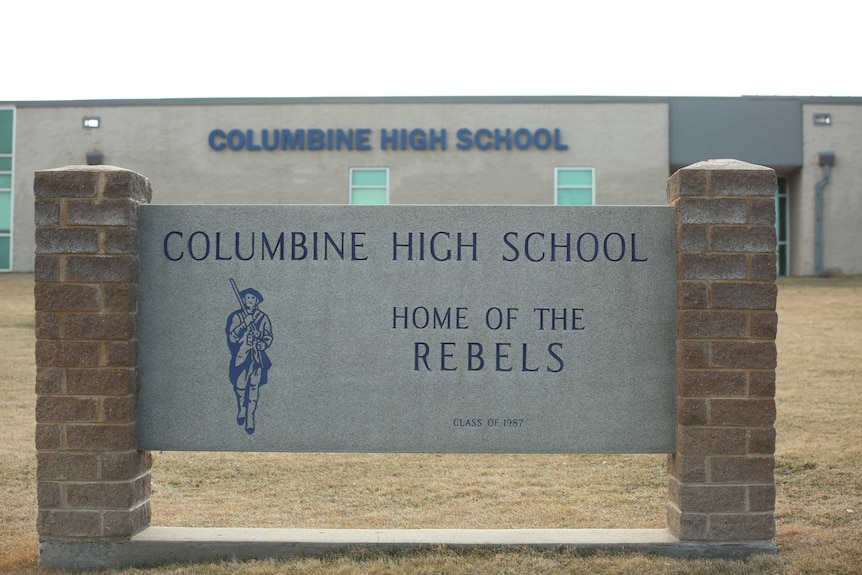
[137,205,676,453]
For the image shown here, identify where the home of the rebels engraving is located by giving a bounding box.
[137,205,676,453]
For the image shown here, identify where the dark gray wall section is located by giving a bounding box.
[670,98,802,172]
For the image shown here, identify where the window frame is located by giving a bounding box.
[0,106,14,272]
[776,177,790,277]
[349,167,390,205]
[554,167,595,206]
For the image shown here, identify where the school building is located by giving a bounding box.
[1,96,860,275]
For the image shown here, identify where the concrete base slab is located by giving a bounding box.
[40,527,777,570]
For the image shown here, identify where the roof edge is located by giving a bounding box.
[2,95,860,108]
[3,95,862,108]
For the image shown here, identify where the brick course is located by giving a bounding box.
[678,310,748,339]
[62,312,136,340]
[65,198,137,227]
[711,283,777,310]
[35,228,101,254]
[65,254,138,283]
[35,367,64,395]
[678,281,708,308]
[35,312,61,339]
[678,253,748,280]
[37,452,101,481]
[35,199,61,226]
[34,254,61,282]
[35,340,101,367]
[66,368,137,395]
[35,284,100,311]
[711,341,777,370]
[748,371,776,397]
[36,396,100,423]
[709,456,774,484]
[681,370,747,397]
[711,226,776,253]
[677,197,748,224]
[35,423,63,450]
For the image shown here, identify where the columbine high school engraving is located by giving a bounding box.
[160,230,647,263]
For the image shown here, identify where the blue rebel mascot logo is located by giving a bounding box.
[226,279,273,434]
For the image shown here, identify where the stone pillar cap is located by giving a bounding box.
[680,159,773,171]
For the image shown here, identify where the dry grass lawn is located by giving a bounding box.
[1,273,860,574]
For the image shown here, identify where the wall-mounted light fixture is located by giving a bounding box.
[86,150,103,165]
[83,117,101,129]
[813,113,832,126]
[818,151,836,167]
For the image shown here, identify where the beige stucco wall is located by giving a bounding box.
[12,101,669,271]
[797,104,862,275]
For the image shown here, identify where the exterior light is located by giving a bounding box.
[83,117,101,129]
[86,150,103,165]
[813,113,832,126]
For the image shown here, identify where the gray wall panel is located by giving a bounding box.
[670,98,802,170]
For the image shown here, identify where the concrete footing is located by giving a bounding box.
[40,527,777,570]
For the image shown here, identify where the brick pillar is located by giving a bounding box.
[34,166,152,543]
[667,159,777,544]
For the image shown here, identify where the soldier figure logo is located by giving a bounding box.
[225,279,273,434]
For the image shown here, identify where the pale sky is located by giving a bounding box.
[4,0,860,101]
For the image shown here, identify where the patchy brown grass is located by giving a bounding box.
[0,274,38,575]
[1,273,861,574]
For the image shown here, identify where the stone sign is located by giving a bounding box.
[137,205,676,453]
[35,162,779,569]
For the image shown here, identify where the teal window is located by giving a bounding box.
[555,168,595,205]
[0,191,10,233]
[350,168,389,205]
[0,107,12,271]
[0,236,8,270]
[0,109,13,155]
[776,177,789,276]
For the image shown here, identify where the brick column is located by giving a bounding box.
[667,160,777,544]
[34,166,152,543]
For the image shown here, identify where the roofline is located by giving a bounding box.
[3,95,673,107]
[3,95,862,108]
